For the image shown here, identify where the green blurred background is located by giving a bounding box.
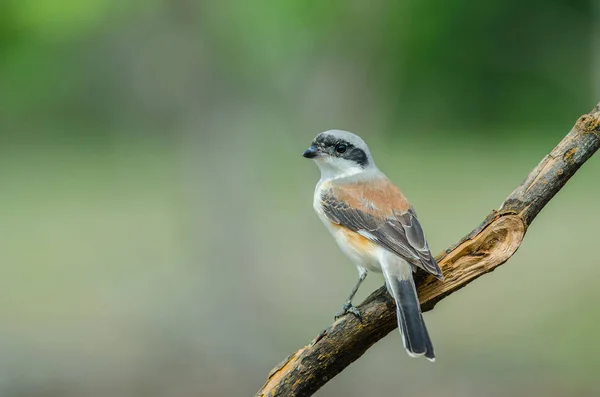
[1,1,599,396]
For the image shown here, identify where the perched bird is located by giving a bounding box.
[303,130,443,361]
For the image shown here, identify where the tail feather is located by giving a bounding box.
[383,262,435,361]
[395,279,434,360]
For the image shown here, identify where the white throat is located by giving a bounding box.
[314,157,368,181]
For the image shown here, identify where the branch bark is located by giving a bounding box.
[257,103,600,397]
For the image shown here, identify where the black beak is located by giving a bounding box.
[302,145,319,159]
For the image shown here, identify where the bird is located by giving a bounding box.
[302,129,443,361]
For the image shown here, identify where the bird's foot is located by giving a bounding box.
[334,301,362,321]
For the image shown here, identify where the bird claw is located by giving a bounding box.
[334,301,362,321]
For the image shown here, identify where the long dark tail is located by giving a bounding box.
[383,264,435,361]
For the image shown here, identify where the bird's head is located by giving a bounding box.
[303,130,375,179]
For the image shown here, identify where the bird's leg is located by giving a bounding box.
[335,270,367,321]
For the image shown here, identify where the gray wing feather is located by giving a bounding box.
[392,209,442,278]
[322,192,443,280]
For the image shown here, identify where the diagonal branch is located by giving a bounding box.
[257,103,600,397]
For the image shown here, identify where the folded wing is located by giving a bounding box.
[321,179,443,280]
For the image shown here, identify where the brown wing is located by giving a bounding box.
[321,179,443,280]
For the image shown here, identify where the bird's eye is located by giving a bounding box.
[335,143,347,154]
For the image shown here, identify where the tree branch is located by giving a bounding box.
[257,103,600,397]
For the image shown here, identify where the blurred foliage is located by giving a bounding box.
[0,0,596,141]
